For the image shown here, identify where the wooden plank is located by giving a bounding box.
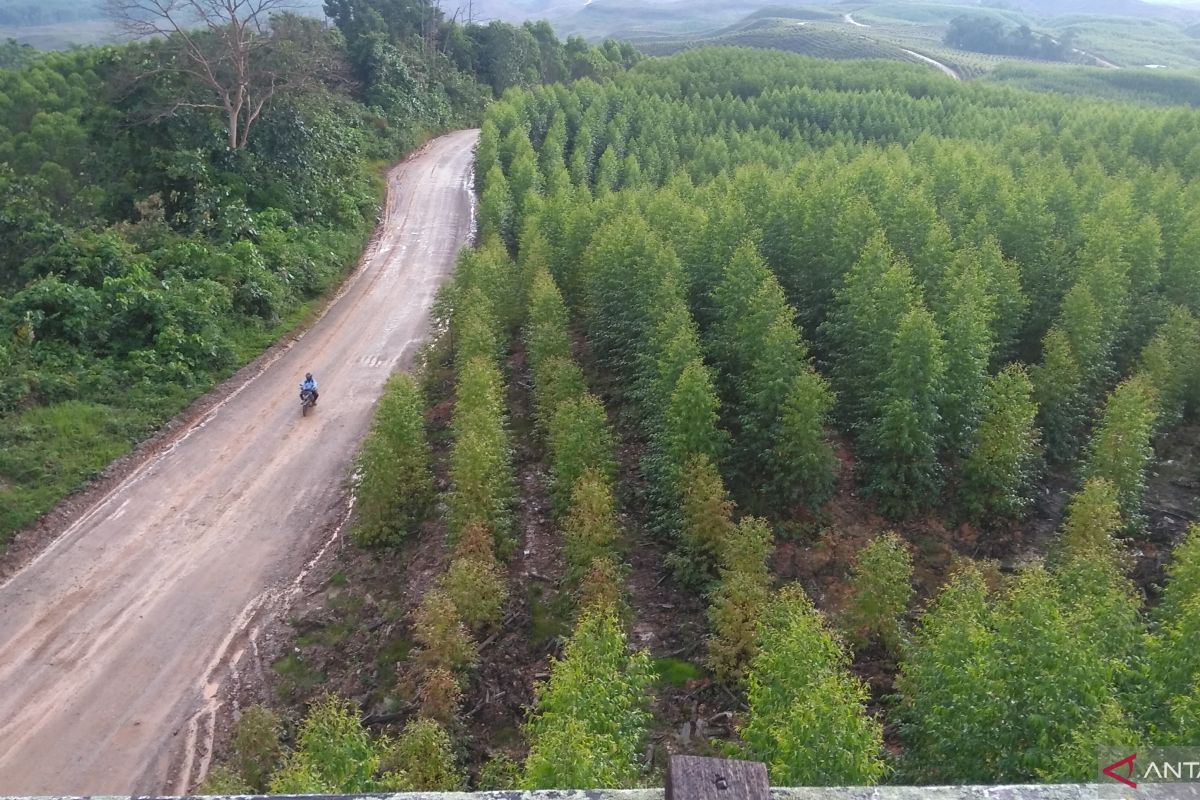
[666,755,770,800]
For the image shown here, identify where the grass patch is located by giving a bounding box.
[273,652,326,701]
[374,635,415,692]
[652,657,704,688]
[0,400,147,543]
[296,620,356,648]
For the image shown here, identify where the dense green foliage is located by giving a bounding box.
[708,516,774,684]
[1145,523,1200,745]
[269,695,399,792]
[897,518,1142,785]
[843,531,913,651]
[958,364,1040,524]
[0,38,36,69]
[260,695,462,793]
[353,373,433,546]
[1082,376,1159,530]
[379,718,465,791]
[521,609,653,789]
[742,585,886,786]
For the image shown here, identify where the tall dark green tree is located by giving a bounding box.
[821,233,921,429]
[958,364,1040,524]
[1032,327,1085,465]
[861,306,947,518]
[1082,375,1159,531]
[934,256,995,456]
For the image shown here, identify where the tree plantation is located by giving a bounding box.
[7,0,1200,781]
[214,47,1200,793]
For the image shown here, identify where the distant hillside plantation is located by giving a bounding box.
[1015,0,1198,20]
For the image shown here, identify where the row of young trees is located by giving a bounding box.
[407,242,518,748]
[245,243,526,793]
[519,256,653,788]
[488,84,887,783]
[266,244,525,793]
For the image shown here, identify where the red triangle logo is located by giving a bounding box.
[1103,753,1137,788]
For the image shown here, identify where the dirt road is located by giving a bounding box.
[0,128,479,795]
[901,48,961,80]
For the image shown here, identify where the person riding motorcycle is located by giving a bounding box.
[300,372,319,405]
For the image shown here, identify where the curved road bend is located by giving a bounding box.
[0,128,480,795]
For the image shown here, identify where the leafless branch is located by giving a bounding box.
[105,0,315,149]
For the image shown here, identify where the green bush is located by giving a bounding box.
[448,356,512,544]
[531,355,588,434]
[1136,307,1200,431]
[1157,523,1200,624]
[524,266,572,373]
[353,373,433,547]
[898,564,1137,783]
[577,555,626,615]
[1142,524,1200,743]
[230,705,284,792]
[1083,375,1160,530]
[269,695,389,793]
[561,468,622,586]
[1052,478,1142,665]
[197,766,250,794]
[741,584,886,786]
[439,551,508,631]
[416,666,463,725]
[412,589,478,675]
[381,718,464,791]
[959,364,1040,524]
[844,531,914,652]
[708,517,773,684]
[1032,327,1086,465]
[549,394,616,517]
[522,609,653,789]
[671,453,735,589]
[478,753,521,790]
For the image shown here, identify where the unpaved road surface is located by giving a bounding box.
[0,128,479,795]
[901,48,961,80]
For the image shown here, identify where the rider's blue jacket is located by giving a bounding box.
[301,377,317,392]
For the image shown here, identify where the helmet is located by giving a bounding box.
[305,372,313,380]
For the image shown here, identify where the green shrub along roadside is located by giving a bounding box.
[352,373,434,547]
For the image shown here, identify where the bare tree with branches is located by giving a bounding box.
[107,0,331,149]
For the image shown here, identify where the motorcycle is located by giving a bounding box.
[299,386,317,416]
